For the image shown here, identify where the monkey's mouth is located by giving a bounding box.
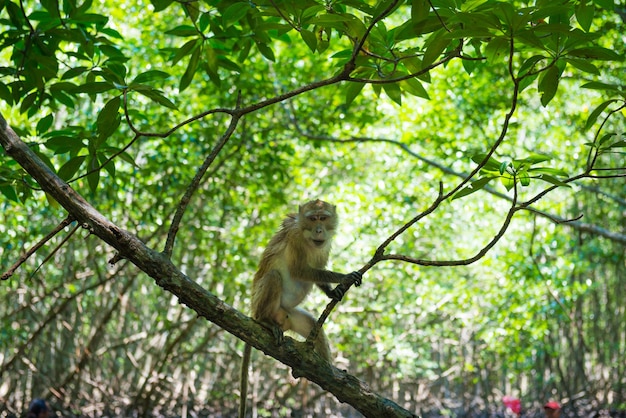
[312,239,325,247]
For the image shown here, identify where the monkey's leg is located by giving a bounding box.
[254,270,286,344]
[286,307,332,361]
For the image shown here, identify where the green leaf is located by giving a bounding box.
[151,0,174,12]
[87,156,100,192]
[101,146,137,167]
[135,89,178,110]
[499,161,510,175]
[597,132,616,148]
[101,27,124,40]
[583,99,618,131]
[256,42,275,62]
[171,39,201,66]
[567,47,622,61]
[58,156,86,181]
[132,70,171,85]
[20,92,37,114]
[51,89,77,108]
[519,171,530,186]
[608,140,626,149]
[74,82,115,94]
[68,13,108,25]
[593,0,614,10]
[400,78,429,99]
[485,37,509,64]
[300,29,317,52]
[62,66,89,80]
[471,154,502,172]
[517,153,552,164]
[344,82,365,106]
[204,46,221,86]
[518,72,538,93]
[461,0,489,12]
[575,0,594,32]
[0,184,19,202]
[343,14,367,39]
[533,174,571,187]
[581,81,621,91]
[372,0,401,18]
[423,34,450,68]
[223,2,251,28]
[0,82,12,105]
[183,1,199,23]
[165,25,197,37]
[500,173,515,190]
[383,83,402,105]
[528,167,569,177]
[199,11,211,32]
[36,114,54,135]
[564,58,599,75]
[538,65,560,106]
[96,96,121,138]
[180,47,201,91]
[518,55,545,76]
[452,177,493,200]
[45,135,85,154]
[309,14,354,25]
[411,0,429,22]
[98,44,125,59]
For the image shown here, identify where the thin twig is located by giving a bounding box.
[163,113,242,257]
[382,183,518,266]
[2,215,75,280]
[27,222,80,281]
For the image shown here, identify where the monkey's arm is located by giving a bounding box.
[289,264,346,284]
[318,271,362,301]
[317,283,338,299]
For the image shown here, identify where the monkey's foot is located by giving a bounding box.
[271,324,284,345]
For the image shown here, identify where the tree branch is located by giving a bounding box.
[0,113,417,418]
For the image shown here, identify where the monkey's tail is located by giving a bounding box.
[239,343,252,418]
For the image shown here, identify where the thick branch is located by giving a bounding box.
[0,114,416,418]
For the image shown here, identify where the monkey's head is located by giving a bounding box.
[298,200,337,248]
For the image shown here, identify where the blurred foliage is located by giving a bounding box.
[1,0,626,416]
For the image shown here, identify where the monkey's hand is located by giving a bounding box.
[345,271,362,287]
[328,271,362,301]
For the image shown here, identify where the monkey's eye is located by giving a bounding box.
[319,216,327,221]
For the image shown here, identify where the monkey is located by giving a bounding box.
[239,199,362,418]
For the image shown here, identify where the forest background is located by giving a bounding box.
[1,0,625,417]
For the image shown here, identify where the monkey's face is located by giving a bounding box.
[299,200,337,248]
[302,215,335,247]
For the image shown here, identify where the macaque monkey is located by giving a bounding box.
[239,199,362,418]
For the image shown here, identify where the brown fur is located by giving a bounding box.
[240,200,361,418]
